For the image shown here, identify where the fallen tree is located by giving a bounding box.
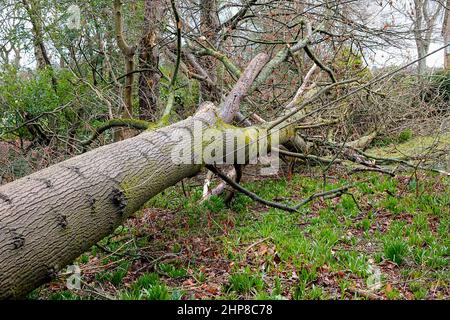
[0,53,281,298]
[1,12,448,298]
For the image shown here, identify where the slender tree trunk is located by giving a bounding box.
[199,0,221,102]
[114,0,136,119]
[123,57,135,117]
[138,0,163,121]
[13,45,21,68]
[22,0,58,98]
[416,42,429,74]
[443,0,450,70]
[114,0,137,140]
[412,0,443,74]
[21,0,52,71]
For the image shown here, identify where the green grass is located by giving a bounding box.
[225,268,265,295]
[120,273,173,300]
[158,263,188,278]
[132,273,160,291]
[383,240,408,265]
[31,166,449,300]
[96,261,130,286]
[370,132,450,160]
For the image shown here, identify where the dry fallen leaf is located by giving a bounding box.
[258,244,268,256]
[183,279,195,286]
[385,283,392,293]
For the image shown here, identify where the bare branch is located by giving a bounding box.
[205,164,298,212]
[220,53,269,123]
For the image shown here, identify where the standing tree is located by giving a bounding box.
[401,0,444,73]
[138,0,164,121]
[412,0,443,73]
[114,0,136,120]
[443,0,450,69]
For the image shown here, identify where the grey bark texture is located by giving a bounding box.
[0,53,271,299]
[0,105,216,299]
[411,0,443,74]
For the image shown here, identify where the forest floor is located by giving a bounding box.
[29,136,449,300]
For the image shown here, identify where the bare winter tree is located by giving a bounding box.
[390,0,445,73]
[412,0,444,73]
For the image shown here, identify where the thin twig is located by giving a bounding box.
[293,181,364,210]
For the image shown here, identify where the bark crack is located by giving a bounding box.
[111,188,127,215]
[33,178,53,188]
[0,192,11,204]
[87,195,96,214]
[61,165,85,179]
[56,214,68,229]
[11,231,25,249]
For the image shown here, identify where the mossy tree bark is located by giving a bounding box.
[0,53,274,299]
[114,0,136,119]
[0,104,209,299]
[0,102,295,299]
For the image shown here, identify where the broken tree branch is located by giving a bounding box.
[304,45,337,83]
[81,118,153,148]
[220,53,269,123]
[293,182,361,210]
[205,165,298,212]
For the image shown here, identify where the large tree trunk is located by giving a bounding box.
[0,53,272,299]
[0,106,213,299]
[0,105,292,299]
